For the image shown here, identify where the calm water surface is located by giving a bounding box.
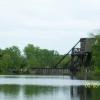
[0,75,100,100]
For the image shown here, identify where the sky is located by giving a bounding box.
[0,0,100,54]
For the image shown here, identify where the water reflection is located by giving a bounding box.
[0,85,19,95]
[0,75,100,100]
[23,85,58,96]
[0,85,99,100]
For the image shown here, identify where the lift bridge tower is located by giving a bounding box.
[54,38,95,72]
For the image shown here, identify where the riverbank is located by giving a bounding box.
[75,71,100,80]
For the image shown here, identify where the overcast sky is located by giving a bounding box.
[0,0,100,54]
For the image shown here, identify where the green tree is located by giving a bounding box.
[4,46,22,71]
[24,44,62,68]
[24,44,40,68]
[93,35,100,72]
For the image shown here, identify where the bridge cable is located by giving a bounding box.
[54,40,80,68]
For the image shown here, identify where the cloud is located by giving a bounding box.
[0,0,100,54]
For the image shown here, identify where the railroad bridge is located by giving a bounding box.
[30,37,95,74]
[54,37,95,73]
[0,37,95,74]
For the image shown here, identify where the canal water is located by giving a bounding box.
[0,75,100,100]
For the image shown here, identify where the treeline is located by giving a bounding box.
[0,35,99,74]
[0,44,67,74]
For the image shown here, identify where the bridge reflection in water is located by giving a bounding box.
[0,75,99,100]
[0,85,99,100]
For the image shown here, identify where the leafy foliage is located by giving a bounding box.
[0,44,66,74]
[92,35,100,71]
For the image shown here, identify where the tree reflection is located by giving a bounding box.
[70,86,92,100]
[91,87,100,100]
[23,85,58,97]
[0,85,20,96]
[0,85,99,100]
